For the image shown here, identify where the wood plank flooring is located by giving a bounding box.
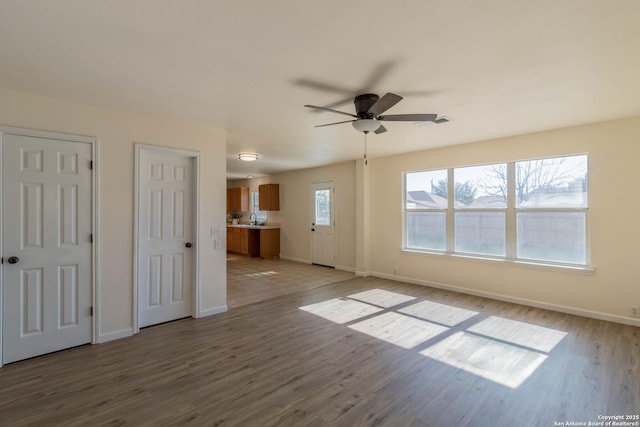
[0,276,638,426]
[227,255,354,307]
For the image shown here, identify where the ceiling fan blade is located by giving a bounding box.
[359,60,397,93]
[304,105,357,118]
[396,89,441,97]
[314,119,355,128]
[294,78,354,95]
[378,113,437,122]
[367,92,403,116]
[320,96,356,110]
[374,124,387,134]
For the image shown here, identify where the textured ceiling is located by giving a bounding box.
[0,1,639,178]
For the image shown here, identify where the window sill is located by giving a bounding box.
[401,249,595,275]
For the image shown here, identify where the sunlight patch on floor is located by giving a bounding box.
[467,316,567,353]
[349,312,448,349]
[420,331,548,388]
[299,298,383,324]
[347,289,416,308]
[245,271,279,277]
[399,300,479,326]
[299,289,567,389]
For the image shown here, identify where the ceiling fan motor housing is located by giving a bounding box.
[354,93,379,118]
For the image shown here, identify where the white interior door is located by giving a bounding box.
[311,181,335,267]
[2,133,92,364]
[138,148,193,328]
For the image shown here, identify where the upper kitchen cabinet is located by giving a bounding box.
[259,184,280,211]
[227,187,249,212]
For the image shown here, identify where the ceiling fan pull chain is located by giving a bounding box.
[364,132,368,166]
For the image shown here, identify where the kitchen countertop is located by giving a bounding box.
[227,224,280,230]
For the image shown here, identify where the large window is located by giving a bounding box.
[404,154,589,267]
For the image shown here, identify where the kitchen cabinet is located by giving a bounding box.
[259,184,279,211]
[240,228,249,254]
[227,226,280,258]
[259,228,280,258]
[227,187,249,212]
[226,227,241,253]
[227,227,254,255]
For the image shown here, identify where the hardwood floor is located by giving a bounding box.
[227,255,354,307]
[1,276,638,426]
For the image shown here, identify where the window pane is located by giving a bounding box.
[315,189,331,225]
[516,155,588,208]
[251,192,267,221]
[405,169,448,210]
[406,212,446,251]
[517,212,586,264]
[455,212,505,256]
[454,164,506,209]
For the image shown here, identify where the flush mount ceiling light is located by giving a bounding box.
[238,152,259,161]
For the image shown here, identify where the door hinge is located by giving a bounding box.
[89,160,93,170]
[1,257,3,264]
[89,233,93,243]
[90,306,93,316]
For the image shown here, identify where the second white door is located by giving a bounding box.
[138,148,194,328]
[310,181,335,267]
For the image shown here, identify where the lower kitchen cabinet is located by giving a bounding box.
[226,227,245,254]
[258,228,280,258]
[227,226,280,258]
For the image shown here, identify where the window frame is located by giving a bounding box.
[403,154,590,269]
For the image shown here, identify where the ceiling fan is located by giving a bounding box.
[304,92,437,134]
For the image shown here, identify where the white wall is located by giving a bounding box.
[368,116,640,323]
[268,161,357,271]
[0,87,228,341]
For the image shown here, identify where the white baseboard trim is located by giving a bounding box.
[281,255,354,273]
[279,255,312,264]
[355,270,371,277]
[198,305,228,317]
[97,328,133,343]
[372,271,640,327]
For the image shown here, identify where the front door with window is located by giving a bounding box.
[310,181,335,267]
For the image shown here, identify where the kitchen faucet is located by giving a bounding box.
[249,212,257,225]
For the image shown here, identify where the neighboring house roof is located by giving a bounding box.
[467,195,507,208]
[407,191,448,209]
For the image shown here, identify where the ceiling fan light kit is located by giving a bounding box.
[352,119,381,133]
[238,152,259,161]
[305,92,438,134]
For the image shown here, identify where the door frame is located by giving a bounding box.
[0,126,99,368]
[133,144,200,334]
[309,180,337,267]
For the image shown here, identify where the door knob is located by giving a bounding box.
[311,228,315,232]
[7,256,19,264]
[185,242,192,248]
